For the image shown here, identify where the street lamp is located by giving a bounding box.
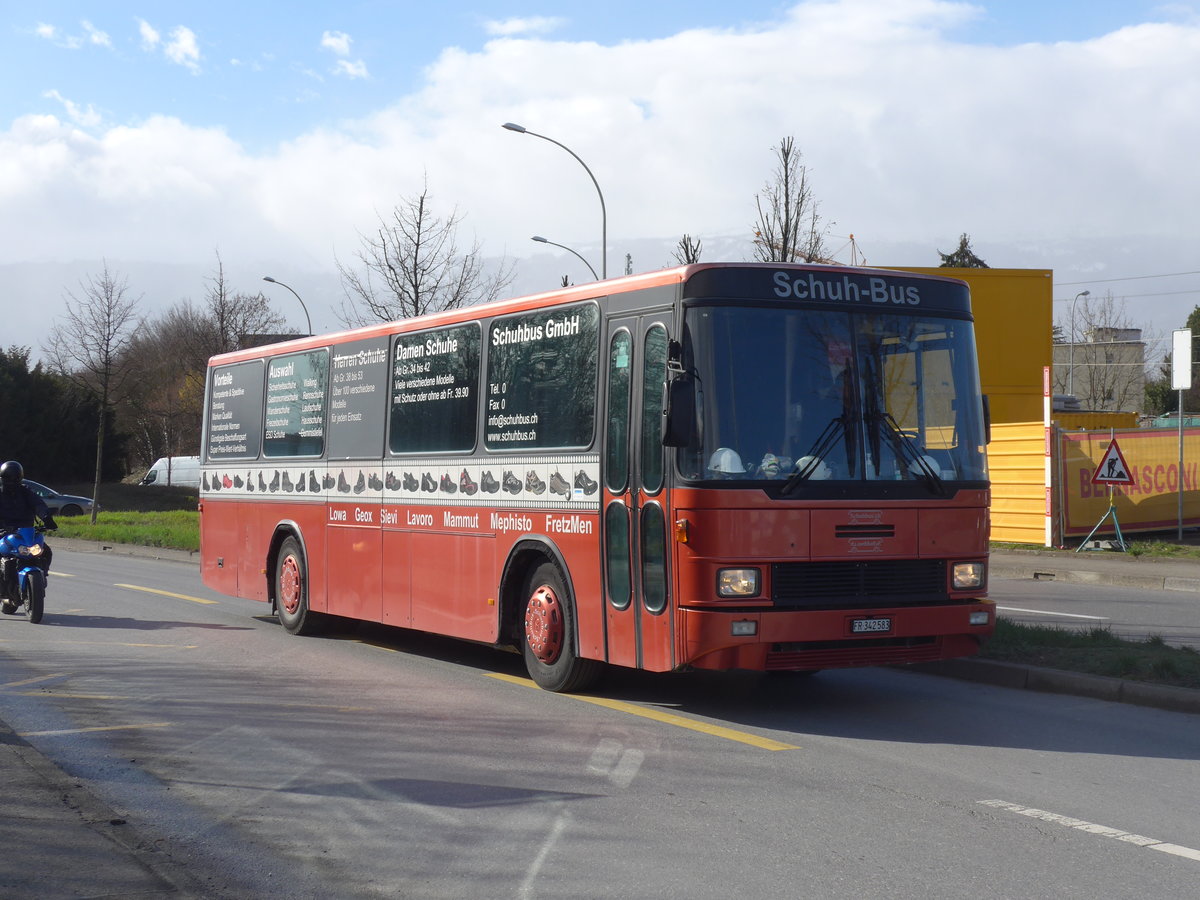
[532,235,598,281]
[262,276,313,336]
[1068,289,1090,398]
[503,122,607,279]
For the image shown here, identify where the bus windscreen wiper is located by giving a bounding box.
[867,409,946,494]
[780,415,848,495]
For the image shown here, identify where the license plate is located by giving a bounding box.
[851,617,892,634]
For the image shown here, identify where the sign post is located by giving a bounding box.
[1077,437,1135,552]
[1172,328,1192,540]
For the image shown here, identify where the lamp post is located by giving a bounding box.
[1068,289,1090,398]
[531,235,598,281]
[262,276,313,336]
[503,122,606,279]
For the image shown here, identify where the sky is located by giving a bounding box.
[3,0,1199,360]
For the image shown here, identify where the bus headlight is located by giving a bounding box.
[953,562,985,590]
[717,568,760,597]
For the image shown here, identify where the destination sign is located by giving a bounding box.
[682,266,972,316]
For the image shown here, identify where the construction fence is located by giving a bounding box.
[987,423,1200,546]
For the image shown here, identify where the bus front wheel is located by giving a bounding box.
[275,536,324,636]
[522,562,602,693]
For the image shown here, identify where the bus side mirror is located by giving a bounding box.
[662,376,695,447]
[982,394,992,445]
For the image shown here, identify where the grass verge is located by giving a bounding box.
[55,509,199,553]
[981,618,1200,689]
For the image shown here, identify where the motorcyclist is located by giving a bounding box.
[0,460,56,582]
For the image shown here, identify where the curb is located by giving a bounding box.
[51,536,198,565]
[989,560,1198,592]
[0,720,211,898]
[908,658,1200,715]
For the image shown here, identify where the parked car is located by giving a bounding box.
[24,480,95,516]
[140,456,201,488]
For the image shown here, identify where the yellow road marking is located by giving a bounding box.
[1,673,69,688]
[19,722,171,738]
[51,572,77,577]
[115,583,218,605]
[487,672,800,751]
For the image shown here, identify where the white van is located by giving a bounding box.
[140,456,201,488]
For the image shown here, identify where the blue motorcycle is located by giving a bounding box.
[0,525,51,624]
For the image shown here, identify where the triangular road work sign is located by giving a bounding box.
[1091,438,1135,485]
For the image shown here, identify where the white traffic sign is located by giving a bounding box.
[1091,438,1135,486]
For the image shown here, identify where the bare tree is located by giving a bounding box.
[1053,291,1161,412]
[673,234,703,265]
[752,136,830,263]
[43,262,140,523]
[119,253,291,468]
[337,180,514,325]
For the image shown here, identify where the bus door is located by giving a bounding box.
[602,315,674,672]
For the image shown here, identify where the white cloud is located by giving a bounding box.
[333,59,369,79]
[81,20,111,48]
[4,1,1200,355]
[321,30,353,56]
[483,16,566,37]
[42,90,103,128]
[34,23,58,41]
[164,26,202,73]
[138,18,160,50]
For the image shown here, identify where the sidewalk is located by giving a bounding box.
[990,545,1200,593]
[0,720,210,899]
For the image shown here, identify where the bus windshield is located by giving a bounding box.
[678,304,988,487]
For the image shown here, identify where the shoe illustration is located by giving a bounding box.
[246,472,254,492]
[574,470,598,495]
[202,473,211,491]
[481,471,499,493]
[368,473,383,491]
[525,470,546,495]
[233,474,244,488]
[269,470,280,492]
[439,474,458,494]
[282,471,293,491]
[296,473,306,492]
[353,472,366,494]
[210,476,220,492]
[323,473,335,489]
[222,474,233,489]
[337,471,351,493]
[421,473,437,493]
[459,469,478,495]
[309,471,320,492]
[502,471,521,495]
[403,472,419,491]
[386,471,400,490]
[259,472,268,492]
[549,471,570,497]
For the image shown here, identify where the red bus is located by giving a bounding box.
[200,263,992,691]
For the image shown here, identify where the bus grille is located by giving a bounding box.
[766,636,943,670]
[771,559,947,608]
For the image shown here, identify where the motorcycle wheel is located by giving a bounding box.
[22,572,45,624]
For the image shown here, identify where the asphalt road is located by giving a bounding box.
[990,576,1200,648]
[0,548,1197,899]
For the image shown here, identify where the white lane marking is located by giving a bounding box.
[519,805,571,899]
[979,800,1200,863]
[997,606,1109,621]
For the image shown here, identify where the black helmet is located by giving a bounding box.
[0,461,23,485]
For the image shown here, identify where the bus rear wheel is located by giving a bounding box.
[275,536,324,636]
[522,562,602,693]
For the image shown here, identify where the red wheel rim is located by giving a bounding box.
[280,555,302,615]
[525,584,564,664]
